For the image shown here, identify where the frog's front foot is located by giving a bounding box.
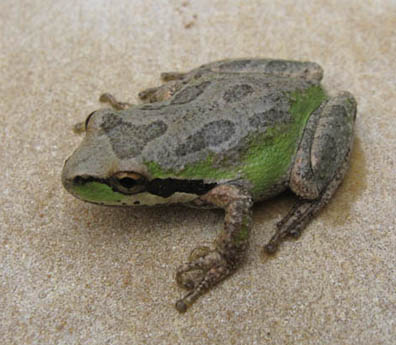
[138,80,184,103]
[174,185,253,313]
[176,246,212,290]
[160,71,187,82]
[99,93,133,110]
[175,248,231,313]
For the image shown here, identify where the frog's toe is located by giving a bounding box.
[72,121,86,134]
[160,71,186,82]
[175,249,231,312]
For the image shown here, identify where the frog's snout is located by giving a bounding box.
[61,156,75,192]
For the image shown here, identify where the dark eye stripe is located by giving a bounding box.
[147,178,216,198]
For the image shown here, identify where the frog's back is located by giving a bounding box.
[115,74,327,200]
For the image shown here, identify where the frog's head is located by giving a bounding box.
[62,109,211,206]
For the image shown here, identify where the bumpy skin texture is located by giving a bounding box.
[62,58,357,312]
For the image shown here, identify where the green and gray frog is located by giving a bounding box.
[62,59,357,312]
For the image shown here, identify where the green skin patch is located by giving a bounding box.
[72,182,126,204]
[145,86,327,198]
[233,215,251,246]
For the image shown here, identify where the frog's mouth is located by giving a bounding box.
[63,172,217,206]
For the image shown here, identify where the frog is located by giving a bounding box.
[61,58,357,313]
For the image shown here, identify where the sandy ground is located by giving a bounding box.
[1,1,395,344]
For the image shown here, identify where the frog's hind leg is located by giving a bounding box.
[264,91,357,254]
[264,162,349,254]
[139,58,323,103]
[189,58,324,84]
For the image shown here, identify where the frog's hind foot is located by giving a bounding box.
[264,198,322,254]
[264,150,351,254]
[99,93,133,110]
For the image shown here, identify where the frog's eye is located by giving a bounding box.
[110,171,146,195]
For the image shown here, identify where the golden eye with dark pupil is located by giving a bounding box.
[111,172,146,194]
[118,177,137,189]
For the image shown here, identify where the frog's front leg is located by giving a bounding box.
[138,80,185,103]
[265,91,357,253]
[160,71,187,82]
[175,184,253,313]
[138,69,192,103]
[98,93,133,110]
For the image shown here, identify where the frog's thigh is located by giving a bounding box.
[290,91,357,199]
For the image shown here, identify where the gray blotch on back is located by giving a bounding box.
[247,90,293,130]
[171,81,211,105]
[223,84,254,103]
[101,113,167,159]
[117,70,315,169]
[248,108,292,129]
[175,120,236,157]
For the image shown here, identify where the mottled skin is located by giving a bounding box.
[62,59,357,312]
